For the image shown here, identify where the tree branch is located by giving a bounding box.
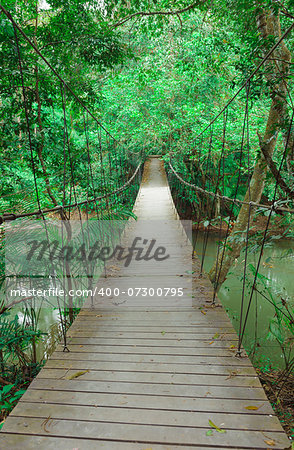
[40,35,112,51]
[0,296,33,315]
[112,1,201,28]
[257,131,294,199]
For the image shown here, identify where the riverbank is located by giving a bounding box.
[192,214,293,238]
[258,369,294,439]
[191,231,294,441]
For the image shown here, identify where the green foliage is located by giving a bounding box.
[0,383,26,425]
[0,314,44,367]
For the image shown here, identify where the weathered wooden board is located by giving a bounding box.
[5,402,283,430]
[1,416,289,449]
[50,351,253,366]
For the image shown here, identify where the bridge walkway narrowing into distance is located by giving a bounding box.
[0,157,290,449]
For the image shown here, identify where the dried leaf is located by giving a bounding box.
[67,370,90,380]
[264,439,275,446]
[201,310,207,315]
[208,420,226,433]
[59,366,72,379]
[228,344,237,352]
[226,370,238,380]
[109,265,120,270]
[245,405,259,410]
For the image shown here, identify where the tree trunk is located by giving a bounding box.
[208,9,291,289]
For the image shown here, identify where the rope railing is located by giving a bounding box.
[0,4,143,223]
[168,160,294,214]
[0,162,142,224]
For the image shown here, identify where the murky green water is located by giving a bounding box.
[193,231,294,369]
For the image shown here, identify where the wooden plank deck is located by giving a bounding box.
[0,157,290,449]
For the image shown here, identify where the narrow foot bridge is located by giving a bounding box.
[0,158,290,449]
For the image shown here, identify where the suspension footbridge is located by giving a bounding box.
[0,158,290,449]
[0,5,293,449]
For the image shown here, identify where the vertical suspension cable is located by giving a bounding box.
[212,110,228,302]
[200,125,214,275]
[239,110,294,347]
[237,81,251,355]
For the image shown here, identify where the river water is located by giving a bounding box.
[193,231,294,369]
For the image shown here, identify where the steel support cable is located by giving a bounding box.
[60,83,73,346]
[200,126,214,275]
[0,4,118,142]
[192,136,205,253]
[254,287,293,322]
[195,20,294,139]
[61,85,84,223]
[237,82,252,355]
[61,82,91,318]
[83,111,100,219]
[98,127,112,219]
[107,139,120,210]
[211,83,250,299]
[62,92,92,306]
[212,82,253,297]
[13,22,42,214]
[168,161,294,214]
[212,110,228,302]
[238,110,294,348]
[0,163,142,224]
[13,22,69,350]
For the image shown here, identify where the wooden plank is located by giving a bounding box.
[74,311,230,320]
[71,320,234,327]
[0,434,221,450]
[55,343,245,357]
[14,388,275,415]
[67,331,238,339]
[9,402,282,431]
[66,336,238,347]
[1,416,289,449]
[33,373,261,388]
[69,325,235,332]
[31,374,266,400]
[78,307,200,313]
[45,358,256,374]
[50,351,255,366]
[73,311,232,320]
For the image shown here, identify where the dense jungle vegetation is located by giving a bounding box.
[0,0,293,438]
